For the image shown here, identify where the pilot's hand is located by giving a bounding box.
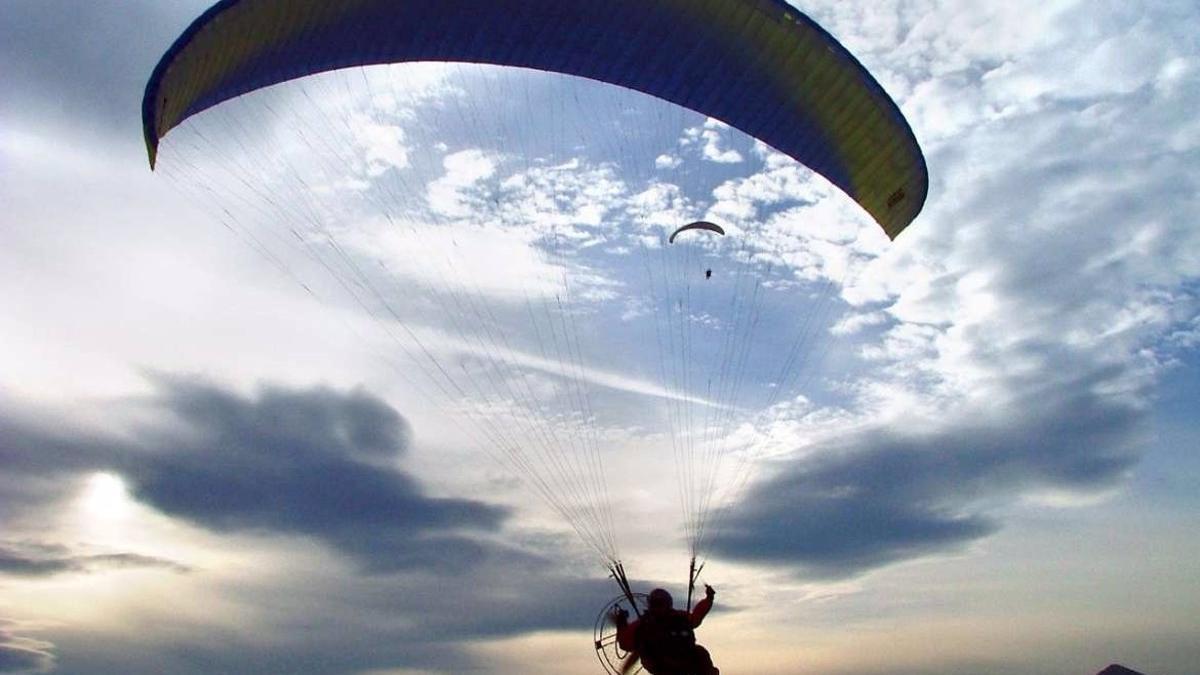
[704,584,716,599]
[610,607,629,624]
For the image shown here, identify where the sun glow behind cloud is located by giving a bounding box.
[79,473,130,520]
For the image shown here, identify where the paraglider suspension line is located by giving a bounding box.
[610,561,641,618]
[686,556,705,611]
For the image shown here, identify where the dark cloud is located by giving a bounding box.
[380,548,617,641]
[0,541,188,578]
[0,1,203,136]
[0,406,120,517]
[98,561,619,675]
[712,381,1142,578]
[1,376,508,573]
[25,535,625,675]
[118,377,508,572]
[0,412,111,478]
[0,621,53,674]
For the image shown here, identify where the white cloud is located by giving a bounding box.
[831,311,890,336]
[344,217,569,300]
[626,182,698,235]
[811,0,1200,433]
[655,153,682,170]
[402,324,722,409]
[428,149,498,218]
[1164,314,1200,351]
[700,147,889,286]
[350,114,409,176]
[681,117,745,164]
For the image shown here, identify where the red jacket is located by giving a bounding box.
[616,596,713,652]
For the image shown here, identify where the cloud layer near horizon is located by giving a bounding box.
[714,383,1141,577]
[3,377,507,574]
[0,378,621,673]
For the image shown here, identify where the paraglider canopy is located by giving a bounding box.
[141,0,928,238]
[668,221,726,244]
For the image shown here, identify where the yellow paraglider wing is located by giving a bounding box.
[143,0,927,238]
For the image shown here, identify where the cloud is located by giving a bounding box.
[23,553,617,674]
[117,377,508,573]
[0,541,188,578]
[42,559,622,675]
[497,158,628,235]
[0,620,53,674]
[710,80,1193,573]
[344,216,576,300]
[402,325,722,408]
[690,0,1198,584]
[654,154,682,170]
[681,118,745,164]
[428,149,498,218]
[626,182,700,234]
[0,411,109,479]
[350,113,410,176]
[0,377,509,574]
[713,378,1141,578]
[0,1,199,137]
[0,382,648,673]
[338,154,628,303]
[831,311,890,336]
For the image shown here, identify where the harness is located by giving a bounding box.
[635,611,696,673]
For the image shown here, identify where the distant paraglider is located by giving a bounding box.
[669,221,725,281]
[667,221,726,245]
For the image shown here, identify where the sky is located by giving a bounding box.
[2,1,1199,674]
